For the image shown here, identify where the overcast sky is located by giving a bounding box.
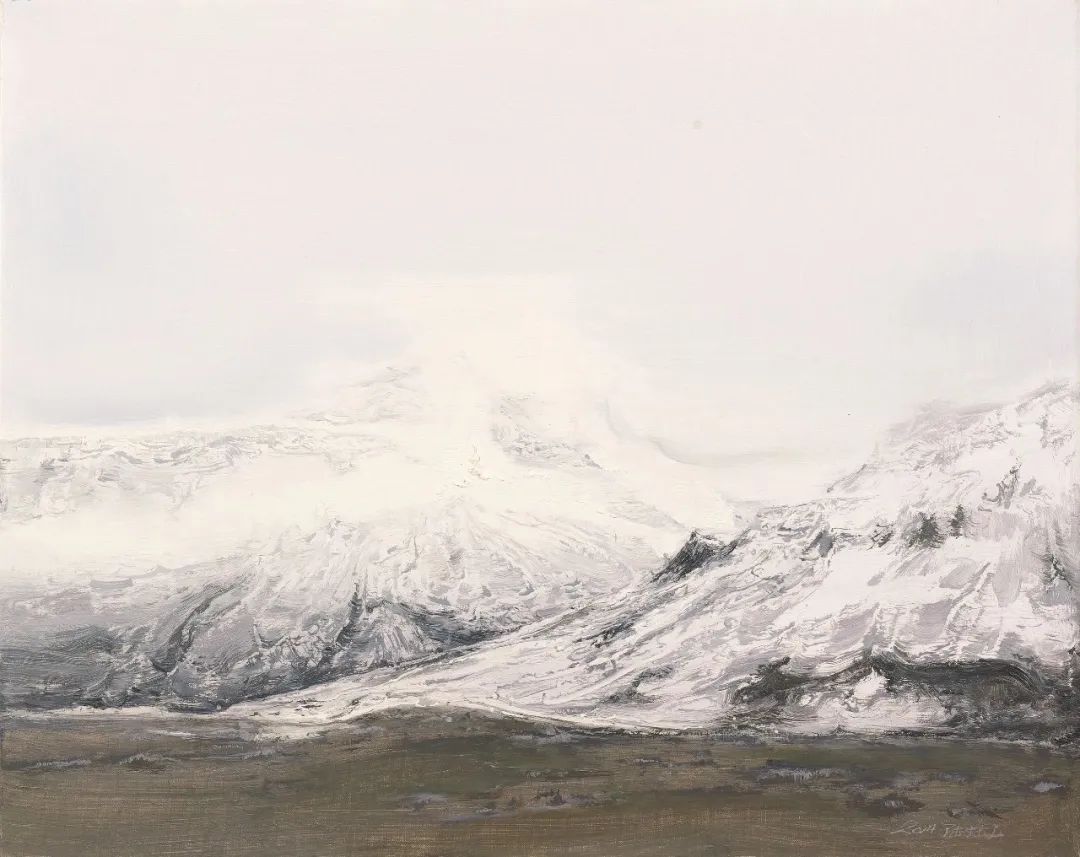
[2,1,1076,495]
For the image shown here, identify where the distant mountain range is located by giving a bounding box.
[2,373,1077,741]
[0,361,733,711]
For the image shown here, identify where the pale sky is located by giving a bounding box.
[2,0,1076,497]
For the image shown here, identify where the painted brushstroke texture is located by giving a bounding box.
[1,377,1077,741]
[234,382,1079,735]
[0,359,735,710]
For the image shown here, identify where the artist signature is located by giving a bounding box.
[890,821,1004,840]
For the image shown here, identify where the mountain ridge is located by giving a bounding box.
[230,381,1079,738]
[0,361,734,711]
[2,379,1076,742]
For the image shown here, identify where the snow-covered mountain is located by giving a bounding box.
[237,382,1080,737]
[3,375,1077,739]
[0,361,736,710]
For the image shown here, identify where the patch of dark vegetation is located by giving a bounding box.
[733,657,806,705]
[733,650,1079,741]
[949,504,969,538]
[908,513,945,548]
[735,652,1048,707]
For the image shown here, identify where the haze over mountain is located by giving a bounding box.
[2,0,1076,759]
[239,382,1079,736]
[2,373,1076,741]
[0,349,738,711]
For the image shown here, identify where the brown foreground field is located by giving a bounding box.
[1,709,1077,857]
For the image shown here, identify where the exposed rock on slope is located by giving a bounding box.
[0,363,734,711]
[243,383,1079,737]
